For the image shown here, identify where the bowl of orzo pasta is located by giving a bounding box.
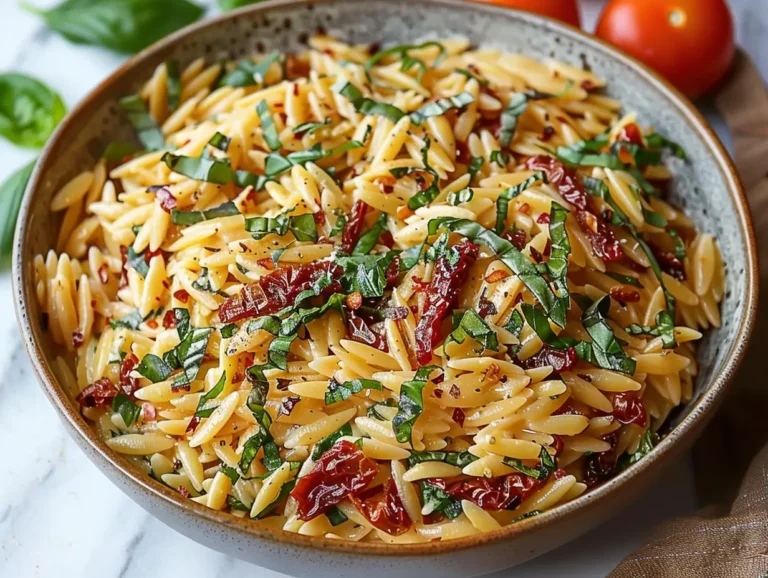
[13,0,758,576]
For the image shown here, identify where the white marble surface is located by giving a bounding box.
[0,1,765,577]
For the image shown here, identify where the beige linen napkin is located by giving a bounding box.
[610,51,768,577]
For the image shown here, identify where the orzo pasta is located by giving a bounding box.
[36,36,724,543]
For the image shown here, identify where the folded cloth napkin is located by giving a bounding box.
[610,51,768,577]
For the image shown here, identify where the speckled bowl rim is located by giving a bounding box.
[13,0,759,558]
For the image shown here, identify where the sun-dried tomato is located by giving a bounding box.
[436,474,542,511]
[145,319,158,330]
[219,261,342,323]
[652,247,687,281]
[345,292,363,311]
[173,289,190,303]
[575,209,624,263]
[72,330,84,349]
[162,309,177,329]
[521,345,578,375]
[612,391,647,427]
[616,123,644,146]
[152,186,177,213]
[285,54,310,80]
[452,408,466,427]
[609,285,641,303]
[141,402,157,422]
[350,478,412,536]
[477,296,498,319]
[502,228,528,251]
[75,378,118,408]
[341,200,370,254]
[537,212,551,225]
[385,256,401,287]
[278,396,301,418]
[291,440,378,521]
[347,315,388,352]
[584,432,619,487]
[119,353,141,396]
[414,239,479,366]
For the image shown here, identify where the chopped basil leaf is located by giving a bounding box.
[219,51,281,87]
[645,133,687,160]
[333,80,405,122]
[336,252,398,298]
[625,310,677,349]
[574,296,636,375]
[118,94,165,150]
[192,267,227,296]
[521,304,575,349]
[102,141,139,162]
[326,506,348,526]
[162,152,233,185]
[311,423,353,460]
[257,100,281,151]
[393,365,441,446]
[617,429,660,471]
[227,495,250,511]
[406,137,441,210]
[252,478,296,519]
[453,67,488,86]
[171,201,240,225]
[325,378,383,405]
[643,208,667,228]
[193,372,227,419]
[293,118,332,136]
[419,480,462,519]
[264,137,367,179]
[556,146,625,169]
[447,187,473,206]
[502,446,556,480]
[499,91,555,148]
[166,59,181,111]
[606,272,642,287]
[329,213,347,237]
[547,202,571,315]
[163,326,213,386]
[407,451,478,469]
[504,309,525,340]
[238,413,272,473]
[669,229,687,260]
[495,172,546,234]
[125,245,149,277]
[364,41,447,82]
[136,353,173,383]
[173,308,191,340]
[112,392,141,427]
[353,212,388,255]
[490,150,509,166]
[467,156,484,183]
[245,211,318,242]
[219,463,239,485]
[444,309,499,355]
[220,323,237,338]
[409,91,474,125]
[110,310,144,330]
[207,131,231,152]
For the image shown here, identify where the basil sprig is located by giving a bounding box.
[119,94,165,151]
[393,365,441,446]
[0,73,66,148]
[22,0,205,54]
[574,296,637,375]
[0,160,36,260]
[428,218,567,328]
[325,378,383,405]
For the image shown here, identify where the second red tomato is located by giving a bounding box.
[469,0,581,28]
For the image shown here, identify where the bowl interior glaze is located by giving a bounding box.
[13,1,757,576]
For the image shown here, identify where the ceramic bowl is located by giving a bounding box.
[12,1,758,577]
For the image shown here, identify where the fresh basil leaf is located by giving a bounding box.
[490,150,509,167]
[244,210,318,242]
[22,0,204,54]
[0,160,35,260]
[220,323,237,338]
[495,172,546,234]
[430,217,566,328]
[171,201,240,225]
[219,464,239,485]
[136,353,173,383]
[252,478,296,519]
[625,310,677,349]
[407,451,478,469]
[238,414,272,473]
[329,212,347,237]
[311,423,353,460]
[112,392,141,427]
[118,94,165,150]
[502,446,556,480]
[393,365,441,446]
[406,137,441,210]
[325,378,383,405]
[444,310,499,355]
[643,208,667,228]
[333,80,405,123]
[467,156,483,183]
[499,92,543,148]
[162,152,236,184]
[409,91,474,125]
[219,51,281,87]
[293,118,332,136]
[575,296,636,375]
[207,131,231,153]
[617,429,660,471]
[102,141,139,162]
[353,212,388,255]
[326,506,348,526]
[0,73,66,148]
[606,272,642,287]
[164,327,213,386]
[191,372,227,419]
[126,245,149,277]
[257,100,281,151]
[521,304,575,350]
[645,133,687,160]
[547,202,571,315]
[447,187,473,206]
[110,310,144,330]
[264,137,367,179]
[173,307,191,340]
[365,41,447,82]
[336,252,397,298]
[669,229,687,260]
[419,480,462,519]
[557,146,625,169]
[165,59,181,111]
[453,68,488,86]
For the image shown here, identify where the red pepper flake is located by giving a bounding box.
[518,203,530,215]
[119,245,129,289]
[239,242,250,253]
[153,186,177,213]
[484,270,510,284]
[257,258,276,270]
[119,353,140,396]
[142,402,157,422]
[350,478,412,536]
[612,392,647,427]
[290,440,378,520]
[521,345,578,375]
[478,296,498,319]
[502,228,528,251]
[341,200,370,254]
[433,389,444,399]
[652,246,687,281]
[174,289,190,303]
[346,292,363,310]
[276,378,291,391]
[72,330,84,349]
[98,264,110,284]
[378,175,397,194]
[219,262,342,323]
[581,80,595,91]
[415,239,479,366]
[449,384,461,399]
[162,309,177,329]
[185,416,201,434]
[278,396,301,418]
[541,126,556,142]
[347,315,388,352]
[452,407,466,427]
[75,378,118,408]
[145,319,158,330]
[313,210,326,227]
[609,286,641,303]
[178,486,191,498]
[537,213,551,225]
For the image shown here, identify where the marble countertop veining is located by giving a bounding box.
[1,1,765,577]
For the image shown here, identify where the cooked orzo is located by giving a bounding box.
[36,35,724,542]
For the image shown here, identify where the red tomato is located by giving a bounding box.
[596,0,735,99]
[469,0,581,27]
